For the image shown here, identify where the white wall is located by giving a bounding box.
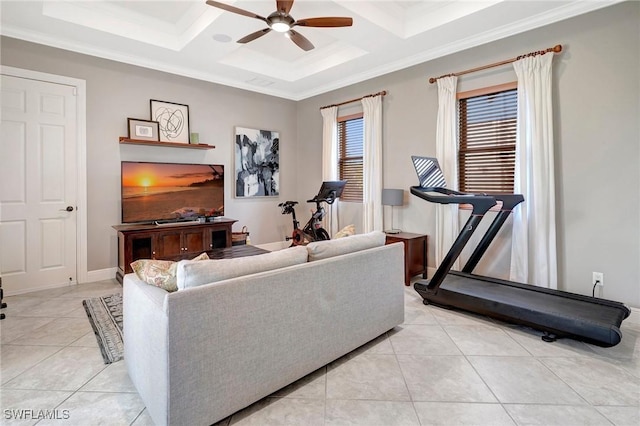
[295,2,640,307]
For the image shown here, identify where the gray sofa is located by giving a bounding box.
[123,231,405,426]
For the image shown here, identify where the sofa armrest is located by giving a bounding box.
[123,275,170,425]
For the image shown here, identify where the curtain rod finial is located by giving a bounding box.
[553,44,562,53]
[429,77,437,84]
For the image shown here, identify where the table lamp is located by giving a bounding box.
[382,188,403,234]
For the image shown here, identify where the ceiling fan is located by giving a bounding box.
[205,0,353,51]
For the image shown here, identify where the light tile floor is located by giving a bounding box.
[1,280,639,425]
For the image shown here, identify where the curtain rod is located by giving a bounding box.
[428,44,562,84]
[319,90,387,110]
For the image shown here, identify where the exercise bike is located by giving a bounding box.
[278,181,346,246]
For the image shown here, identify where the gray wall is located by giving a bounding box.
[295,2,640,307]
[2,2,638,306]
[0,38,298,271]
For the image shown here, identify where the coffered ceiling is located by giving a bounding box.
[0,1,622,100]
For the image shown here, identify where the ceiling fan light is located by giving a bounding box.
[271,21,290,33]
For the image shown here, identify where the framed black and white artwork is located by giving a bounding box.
[150,99,190,143]
[234,127,280,197]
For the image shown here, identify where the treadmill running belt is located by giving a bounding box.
[432,273,628,347]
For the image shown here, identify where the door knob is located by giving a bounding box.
[60,206,74,212]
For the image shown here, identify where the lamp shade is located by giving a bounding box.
[382,189,403,206]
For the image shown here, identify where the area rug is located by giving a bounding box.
[82,293,123,364]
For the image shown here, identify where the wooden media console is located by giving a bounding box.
[113,218,237,283]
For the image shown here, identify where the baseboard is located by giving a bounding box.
[85,267,117,283]
[6,281,78,296]
[4,268,117,296]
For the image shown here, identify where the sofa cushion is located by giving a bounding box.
[176,245,308,290]
[131,252,209,292]
[307,230,386,261]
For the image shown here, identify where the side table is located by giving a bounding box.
[385,232,428,286]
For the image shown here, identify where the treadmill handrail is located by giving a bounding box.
[490,194,525,211]
[410,186,496,215]
[462,194,525,273]
[410,186,496,293]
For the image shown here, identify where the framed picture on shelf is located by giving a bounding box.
[150,99,190,143]
[127,118,159,141]
[234,127,280,197]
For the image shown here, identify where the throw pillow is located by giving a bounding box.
[176,245,308,290]
[333,224,355,238]
[131,252,209,292]
[307,231,386,261]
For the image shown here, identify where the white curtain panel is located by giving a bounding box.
[435,76,460,269]
[509,53,558,289]
[361,95,383,232]
[321,106,340,236]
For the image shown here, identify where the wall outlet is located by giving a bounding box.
[592,272,604,287]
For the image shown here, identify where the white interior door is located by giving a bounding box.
[1,75,78,294]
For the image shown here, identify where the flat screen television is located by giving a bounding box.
[121,161,224,224]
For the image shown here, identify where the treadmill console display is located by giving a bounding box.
[412,156,447,188]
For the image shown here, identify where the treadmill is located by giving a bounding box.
[410,156,631,347]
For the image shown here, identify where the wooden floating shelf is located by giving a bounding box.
[119,137,215,150]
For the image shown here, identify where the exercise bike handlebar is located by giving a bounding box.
[410,186,496,215]
[306,192,338,205]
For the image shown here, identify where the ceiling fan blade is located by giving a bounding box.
[294,17,353,28]
[286,30,314,51]
[206,0,267,22]
[237,28,272,44]
[276,0,294,15]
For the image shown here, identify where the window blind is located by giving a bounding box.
[338,115,363,202]
[458,88,517,194]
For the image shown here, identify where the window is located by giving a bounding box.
[458,82,517,194]
[338,113,364,202]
